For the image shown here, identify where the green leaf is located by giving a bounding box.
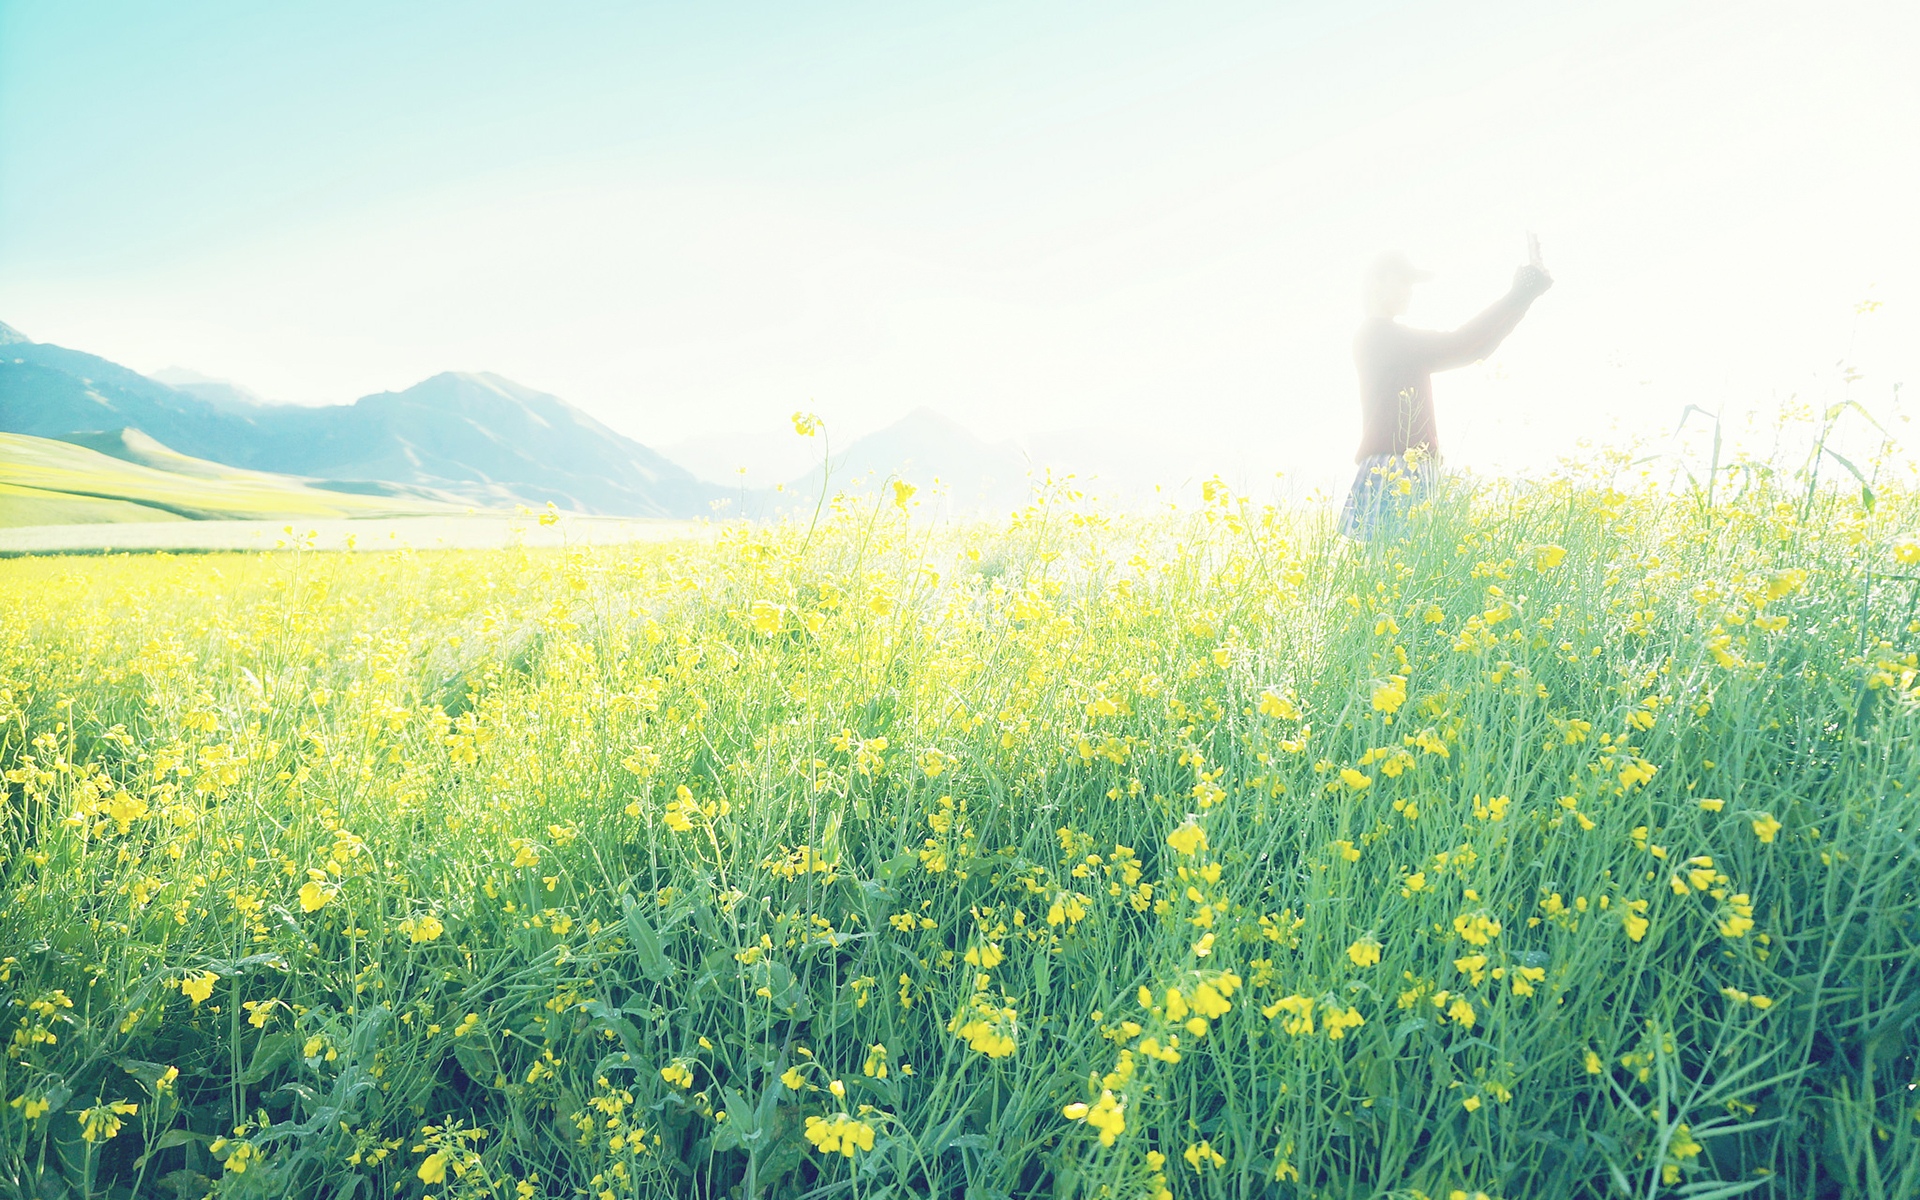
[239,1033,294,1084]
[583,999,648,1058]
[133,1128,206,1170]
[620,894,674,982]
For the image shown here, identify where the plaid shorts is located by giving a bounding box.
[1338,454,1441,541]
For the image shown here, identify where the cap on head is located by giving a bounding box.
[1365,250,1434,288]
[1363,250,1431,317]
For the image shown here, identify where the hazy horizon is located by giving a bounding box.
[4,0,1916,493]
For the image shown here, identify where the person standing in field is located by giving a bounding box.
[1339,249,1554,539]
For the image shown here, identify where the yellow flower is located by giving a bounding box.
[1446,997,1477,1029]
[663,785,699,833]
[1338,767,1372,791]
[1532,543,1567,570]
[1063,1089,1126,1145]
[1453,954,1489,985]
[1624,910,1650,942]
[1183,1140,1225,1172]
[749,600,784,635]
[963,943,1004,969]
[803,1113,876,1157]
[949,995,1018,1058]
[781,1066,806,1090]
[1166,822,1207,857]
[1894,539,1920,566]
[1346,937,1382,967]
[1323,1004,1366,1039]
[1752,813,1782,843]
[1452,912,1501,946]
[1584,1050,1603,1075]
[1164,989,1189,1023]
[1190,977,1237,1018]
[181,971,218,1006]
[418,1151,449,1183]
[298,877,333,913]
[1717,893,1756,939]
[791,411,821,438]
[406,914,445,943]
[78,1100,138,1143]
[1262,993,1316,1036]
[661,1063,694,1089]
[1257,690,1300,720]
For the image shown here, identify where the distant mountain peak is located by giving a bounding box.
[0,335,721,517]
[0,321,33,346]
[150,366,229,387]
[857,407,1021,459]
[389,370,546,403]
[152,366,273,410]
[786,405,1033,513]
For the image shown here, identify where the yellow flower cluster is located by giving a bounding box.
[803,1113,876,1157]
[1061,1089,1126,1146]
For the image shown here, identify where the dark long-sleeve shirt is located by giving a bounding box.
[1353,286,1537,463]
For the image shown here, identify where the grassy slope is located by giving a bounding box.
[0,481,190,526]
[0,431,464,526]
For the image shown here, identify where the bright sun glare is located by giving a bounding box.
[1,0,1916,493]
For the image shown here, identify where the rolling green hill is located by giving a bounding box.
[0,321,722,517]
[0,430,466,526]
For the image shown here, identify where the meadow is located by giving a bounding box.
[1,456,1917,1200]
[0,432,461,529]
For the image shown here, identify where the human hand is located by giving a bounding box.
[1514,264,1554,297]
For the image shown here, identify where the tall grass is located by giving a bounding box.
[1,470,1917,1199]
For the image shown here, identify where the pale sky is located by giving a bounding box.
[3,0,1916,491]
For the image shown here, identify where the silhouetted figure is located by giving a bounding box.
[1339,251,1553,539]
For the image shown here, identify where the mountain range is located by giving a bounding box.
[785,409,1035,514]
[0,321,717,517]
[1,319,1240,526]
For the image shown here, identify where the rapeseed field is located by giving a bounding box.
[2,465,1918,1199]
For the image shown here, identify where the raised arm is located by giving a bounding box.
[1402,266,1553,371]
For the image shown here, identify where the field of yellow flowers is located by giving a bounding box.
[2,470,1918,1200]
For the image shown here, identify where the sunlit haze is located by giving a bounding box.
[3,0,1916,494]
